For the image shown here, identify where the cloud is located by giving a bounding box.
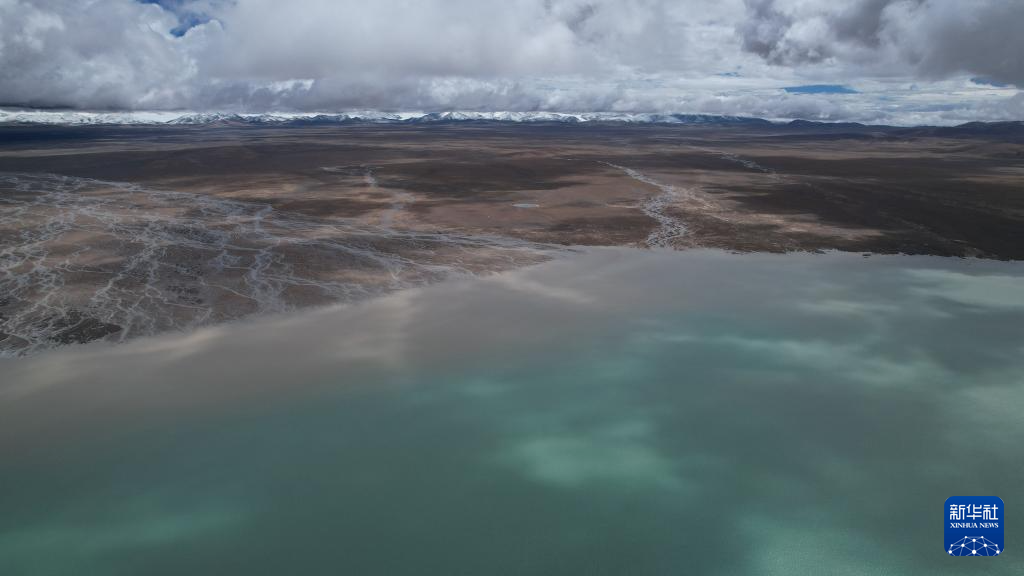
[882,1,1024,87]
[736,0,1024,87]
[739,0,908,66]
[0,0,196,108]
[0,0,1020,124]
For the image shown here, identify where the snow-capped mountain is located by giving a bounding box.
[0,109,774,126]
[0,110,185,125]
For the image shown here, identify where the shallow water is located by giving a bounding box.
[1,248,1022,575]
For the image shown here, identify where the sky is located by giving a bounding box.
[0,0,1022,125]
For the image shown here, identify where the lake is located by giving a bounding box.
[1,248,1022,575]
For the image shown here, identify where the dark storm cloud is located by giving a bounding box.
[740,0,910,64]
[831,0,901,47]
[737,0,1024,87]
[739,0,799,64]
[900,1,1024,87]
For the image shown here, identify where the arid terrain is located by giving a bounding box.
[2,121,1022,353]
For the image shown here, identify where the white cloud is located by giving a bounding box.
[0,0,1020,124]
[0,0,194,108]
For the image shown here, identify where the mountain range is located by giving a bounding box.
[0,109,1021,136]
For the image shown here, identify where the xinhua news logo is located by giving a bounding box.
[945,496,1003,557]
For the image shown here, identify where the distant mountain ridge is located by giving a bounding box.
[0,109,774,127]
[0,109,1020,132]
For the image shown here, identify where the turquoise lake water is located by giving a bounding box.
[1,248,1022,575]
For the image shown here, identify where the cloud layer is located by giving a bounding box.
[0,0,1021,124]
[738,0,1024,85]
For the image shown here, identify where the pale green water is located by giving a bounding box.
[1,248,1022,575]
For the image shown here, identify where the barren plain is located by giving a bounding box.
[2,122,1022,353]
